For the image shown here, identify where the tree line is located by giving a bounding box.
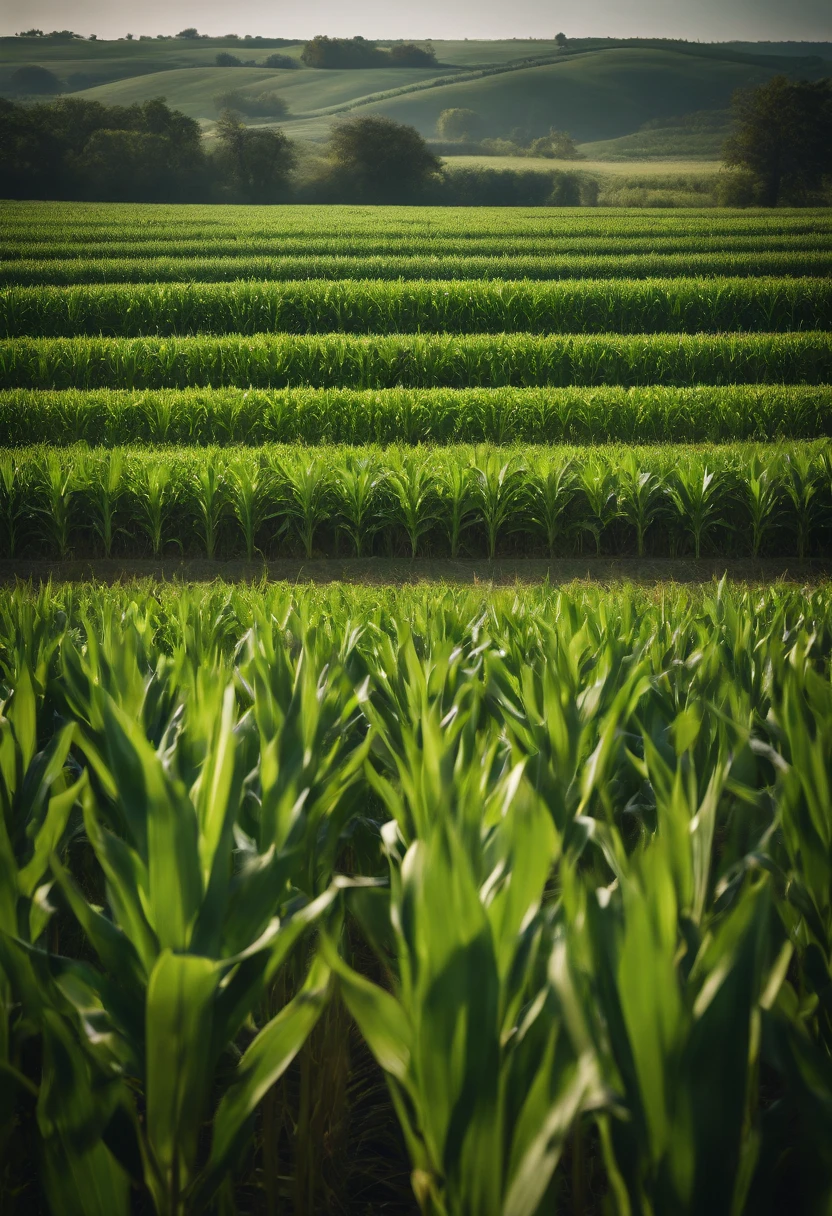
[0,98,586,204]
[0,77,828,206]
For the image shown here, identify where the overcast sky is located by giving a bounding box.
[3,0,831,43]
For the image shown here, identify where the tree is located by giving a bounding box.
[301,36,385,68]
[329,114,440,201]
[215,109,296,202]
[389,42,437,67]
[264,53,299,69]
[216,52,242,66]
[10,65,61,95]
[723,75,832,205]
[177,27,200,38]
[527,128,583,159]
[436,108,482,141]
[555,32,568,49]
[214,90,289,118]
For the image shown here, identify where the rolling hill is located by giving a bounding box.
[1,35,829,157]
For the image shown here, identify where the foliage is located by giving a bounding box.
[9,64,62,95]
[213,110,296,203]
[329,115,441,202]
[436,108,484,141]
[724,75,832,205]
[0,582,831,1212]
[0,442,829,561]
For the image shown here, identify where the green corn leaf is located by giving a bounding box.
[144,950,219,1208]
[207,953,331,1182]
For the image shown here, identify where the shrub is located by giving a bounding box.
[10,64,61,94]
[388,42,437,66]
[215,52,242,66]
[263,52,299,68]
[436,108,483,140]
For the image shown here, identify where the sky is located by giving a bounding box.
[2,0,831,43]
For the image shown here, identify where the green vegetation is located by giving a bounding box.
[0,441,829,560]
[1,194,831,1214]
[724,75,832,204]
[2,277,828,337]
[6,250,832,284]
[2,385,829,446]
[2,580,832,1212]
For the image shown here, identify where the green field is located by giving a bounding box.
[1,196,832,1216]
[3,34,831,152]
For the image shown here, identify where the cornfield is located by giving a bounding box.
[0,198,831,1215]
[2,580,832,1215]
[3,277,831,337]
[1,442,830,560]
[2,384,829,446]
[3,331,831,390]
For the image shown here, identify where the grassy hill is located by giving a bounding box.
[1,35,829,156]
[349,49,782,144]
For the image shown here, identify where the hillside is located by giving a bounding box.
[1,35,830,156]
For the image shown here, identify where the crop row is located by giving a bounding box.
[3,202,830,237]
[3,332,830,390]
[4,278,830,339]
[2,580,832,1216]
[6,233,832,261]
[3,385,829,447]
[2,443,829,561]
[5,251,831,287]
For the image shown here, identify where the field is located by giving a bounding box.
[3,35,831,152]
[1,197,832,1216]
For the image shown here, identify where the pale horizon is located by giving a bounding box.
[2,0,831,45]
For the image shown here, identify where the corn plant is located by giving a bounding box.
[335,455,384,557]
[384,453,440,558]
[0,455,27,559]
[326,695,601,1216]
[472,452,526,560]
[135,461,176,558]
[525,457,575,557]
[36,452,75,559]
[279,457,331,559]
[79,448,126,558]
[666,462,729,559]
[577,457,618,556]
[618,455,664,557]
[744,452,782,557]
[191,458,225,560]
[37,617,370,1215]
[783,450,819,561]
[227,456,274,562]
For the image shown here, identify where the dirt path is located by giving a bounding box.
[1,557,829,587]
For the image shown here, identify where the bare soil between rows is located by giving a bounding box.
[1,557,830,587]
